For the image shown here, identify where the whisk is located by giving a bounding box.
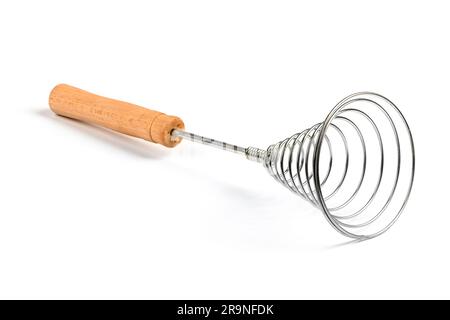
[49,84,415,239]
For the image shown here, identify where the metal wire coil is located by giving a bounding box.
[262,92,415,239]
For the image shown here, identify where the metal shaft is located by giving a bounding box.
[171,129,267,163]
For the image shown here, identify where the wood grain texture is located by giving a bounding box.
[49,84,184,147]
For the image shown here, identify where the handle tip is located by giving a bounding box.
[151,114,185,148]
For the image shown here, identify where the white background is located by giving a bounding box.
[0,0,448,299]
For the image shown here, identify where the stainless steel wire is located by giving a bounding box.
[171,92,415,239]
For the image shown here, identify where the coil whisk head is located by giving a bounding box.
[260,92,415,239]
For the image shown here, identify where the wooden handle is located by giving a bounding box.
[49,84,185,147]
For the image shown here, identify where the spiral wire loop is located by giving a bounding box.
[262,92,415,239]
